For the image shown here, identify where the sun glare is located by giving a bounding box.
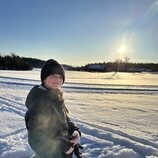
[118,43,127,54]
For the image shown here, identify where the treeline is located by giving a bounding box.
[22,57,45,68]
[0,54,45,70]
[0,54,157,72]
[70,62,158,72]
[0,54,69,71]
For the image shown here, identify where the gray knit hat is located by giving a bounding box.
[41,59,65,84]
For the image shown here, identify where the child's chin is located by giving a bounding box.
[52,86,61,89]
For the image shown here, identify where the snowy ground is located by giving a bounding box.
[0,69,158,158]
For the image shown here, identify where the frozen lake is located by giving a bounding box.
[0,70,158,158]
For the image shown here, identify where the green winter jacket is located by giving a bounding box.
[25,85,79,158]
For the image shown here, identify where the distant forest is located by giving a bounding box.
[0,54,158,72]
[0,54,45,70]
[73,62,158,72]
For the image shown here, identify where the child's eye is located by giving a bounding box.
[50,74,63,80]
[50,75,56,78]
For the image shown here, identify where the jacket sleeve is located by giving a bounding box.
[67,116,81,136]
[63,105,81,136]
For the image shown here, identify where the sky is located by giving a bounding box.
[0,0,158,66]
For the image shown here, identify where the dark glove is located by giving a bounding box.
[74,143,83,158]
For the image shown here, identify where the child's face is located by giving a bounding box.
[44,74,63,90]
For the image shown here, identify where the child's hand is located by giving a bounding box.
[65,146,74,155]
[70,130,80,145]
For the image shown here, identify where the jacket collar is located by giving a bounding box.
[39,84,63,102]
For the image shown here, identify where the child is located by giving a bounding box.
[25,59,82,158]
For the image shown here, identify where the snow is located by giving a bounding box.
[0,70,158,158]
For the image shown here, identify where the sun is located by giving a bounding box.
[118,43,127,54]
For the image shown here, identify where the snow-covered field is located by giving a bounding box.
[0,69,158,158]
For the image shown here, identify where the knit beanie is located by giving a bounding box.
[41,59,65,84]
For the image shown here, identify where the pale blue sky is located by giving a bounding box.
[0,0,158,66]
